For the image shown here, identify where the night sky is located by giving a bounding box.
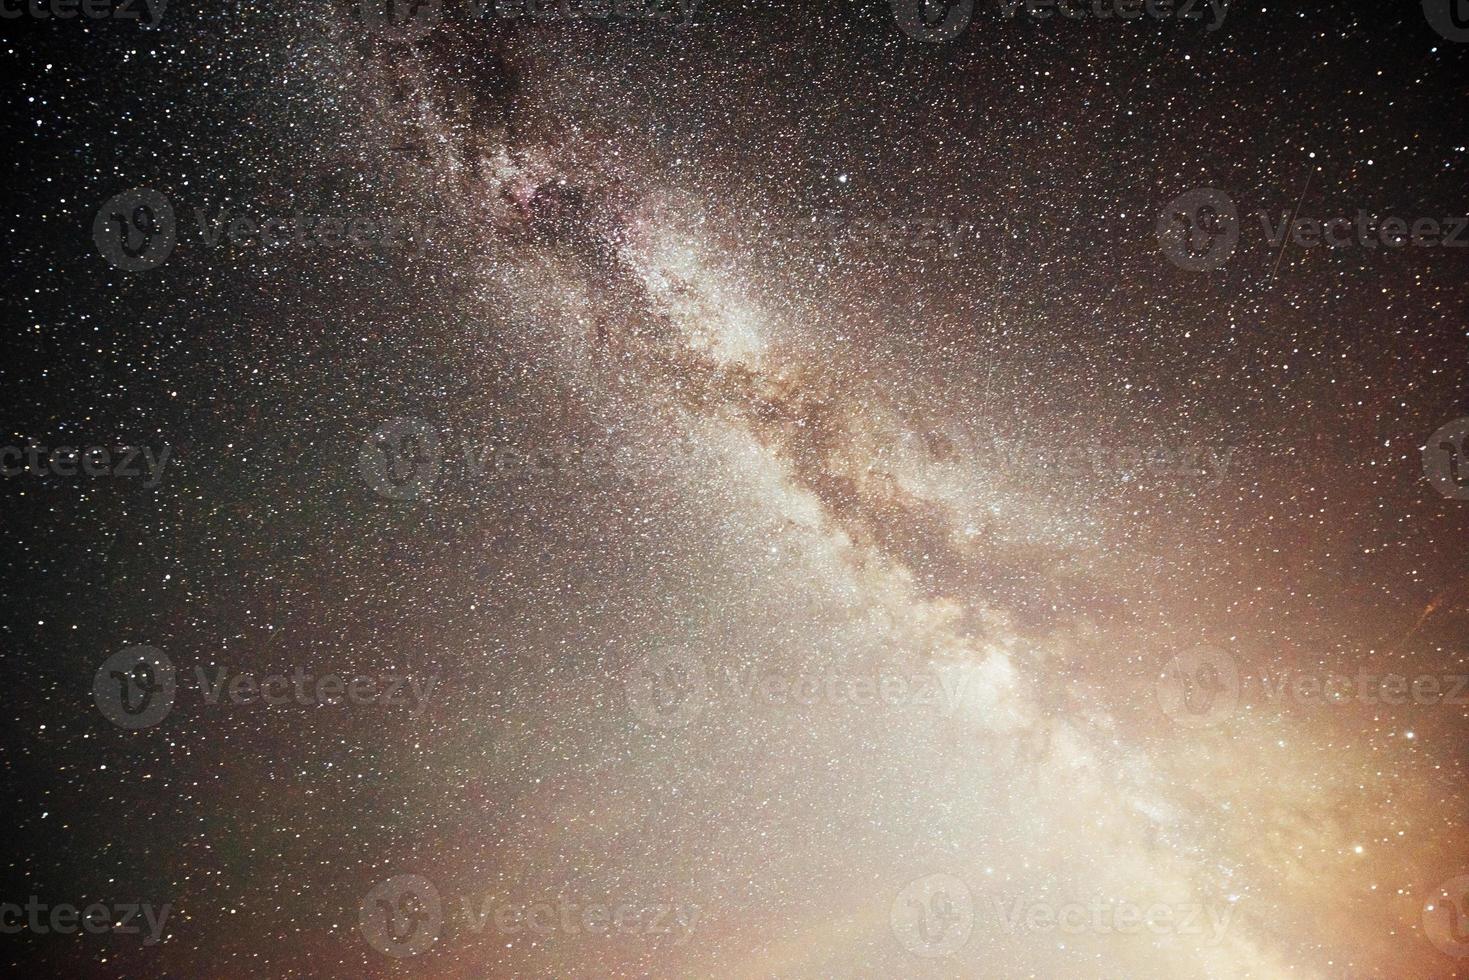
[5,0,1469,976]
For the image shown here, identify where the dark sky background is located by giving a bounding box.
[4,1,1469,977]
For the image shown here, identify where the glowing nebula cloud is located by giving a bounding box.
[13,2,1469,977]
